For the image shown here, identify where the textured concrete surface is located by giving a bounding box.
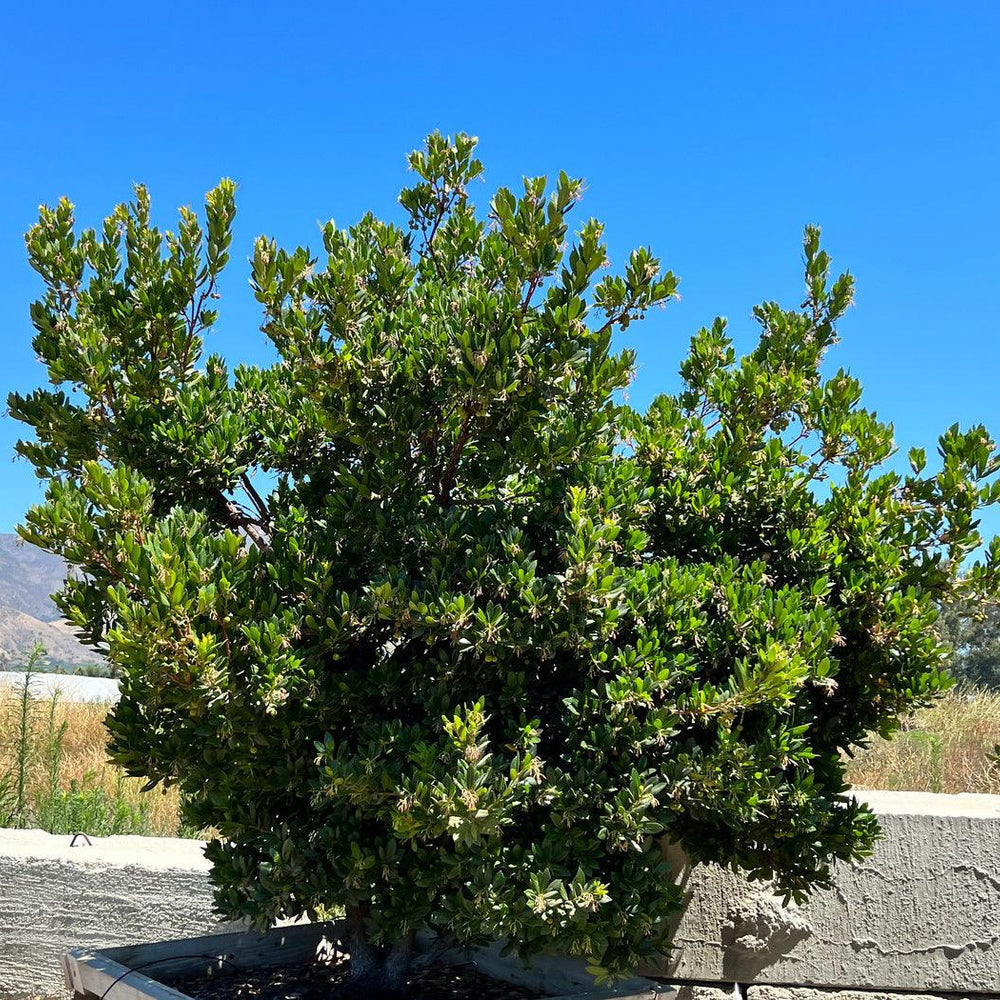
[0,828,237,998]
[746,987,996,1000]
[6,789,1000,997]
[645,790,1000,994]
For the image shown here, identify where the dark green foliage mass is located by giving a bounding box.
[11,133,1000,989]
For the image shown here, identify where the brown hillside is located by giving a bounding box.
[0,532,69,621]
[0,534,104,670]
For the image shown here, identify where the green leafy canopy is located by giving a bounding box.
[10,132,1000,980]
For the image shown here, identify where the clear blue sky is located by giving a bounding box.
[2,2,999,540]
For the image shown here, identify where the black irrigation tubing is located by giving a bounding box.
[98,954,244,1000]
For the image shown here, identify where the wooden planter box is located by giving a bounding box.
[62,922,694,1000]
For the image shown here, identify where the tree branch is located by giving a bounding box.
[518,271,543,321]
[418,182,462,279]
[594,288,644,339]
[437,412,474,506]
[219,496,269,551]
[240,473,270,526]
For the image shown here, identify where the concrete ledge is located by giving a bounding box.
[746,988,996,1000]
[0,828,239,998]
[646,790,1000,994]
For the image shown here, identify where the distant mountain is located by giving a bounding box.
[0,533,70,622]
[0,534,105,671]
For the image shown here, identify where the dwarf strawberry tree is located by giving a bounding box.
[11,133,1000,997]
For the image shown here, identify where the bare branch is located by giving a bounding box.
[240,472,270,526]
[438,412,474,506]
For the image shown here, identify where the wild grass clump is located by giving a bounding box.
[845,686,1000,795]
[0,646,184,836]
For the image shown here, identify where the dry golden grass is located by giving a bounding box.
[845,687,1000,795]
[0,684,183,836]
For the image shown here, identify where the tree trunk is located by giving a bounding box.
[336,905,413,999]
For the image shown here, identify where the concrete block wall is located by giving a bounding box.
[0,828,240,998]
[3,789,1000,998]
[647,790,1000,995]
